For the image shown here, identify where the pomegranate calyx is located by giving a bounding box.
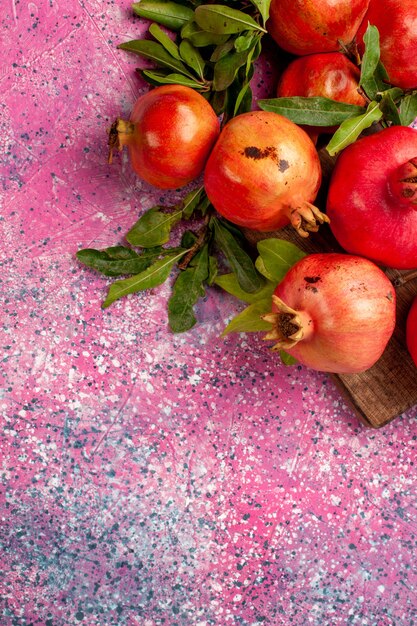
[389,157,417,207]
[262,296,304,350]
[290,202,330,238]
[108,118,136,164]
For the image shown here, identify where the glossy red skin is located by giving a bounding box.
[357,0,417,89]
[406,296,417,367]
[276,52,366,136]
[272,253,396,373]
[277,52,365,106]
[128,85,220,189]
[267,0,370,55]
[203,111,322,232]
[326,126,417,269]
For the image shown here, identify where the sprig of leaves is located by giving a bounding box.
[120,0,271,118]
[77,185,310,344]
[77,214,305,367]
[102,250,187,308]
[258,23,417,155]
[257,97,365,128]
[76,190,271,332]
[167,243,210,332]
[326,100,383,156]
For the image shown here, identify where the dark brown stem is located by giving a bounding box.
[178,214,211,270]
[338,38,361,66]
[356,85,372,105]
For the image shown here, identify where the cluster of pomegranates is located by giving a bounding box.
[108,0,417,375]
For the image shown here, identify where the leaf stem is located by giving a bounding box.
[357,85,372,104]
[178,213,211,269]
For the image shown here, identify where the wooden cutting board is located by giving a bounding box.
[244,148,417,428]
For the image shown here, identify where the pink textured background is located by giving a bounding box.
[1,2,417,625]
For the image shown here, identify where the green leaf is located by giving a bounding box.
[215,272,274,303]
[118,40,196,79]
[255,238,306,283]
[250,34,263,65]
[132,1,194,31]
[124,187,208,252]
[233,81,252,116]
[179,39,206,79]
[126,207,182,248]
[207,255,218,285]
[140,70,206,89]
[210,39,236,62]
[222,298,272,336]
[379,89,402,125]
[221,41,257,118]
[195,193,211,217]
[194,5,266,35]
[210,89,228,115]
[182,186,206,219]
[102,250,186,308]
[248,0,271,24]
[181,230,198,249]
[258,96,365,126]
[399,93,417,126]
[218,218,248,245]
[168,245,209,332]
[359,23,390,99]
[76,246,162,277]
[213,48,252,91]
[221,72,254,120]
[242,34,261,80]
[326,101,383,156]
[212,217,263,293]
[381,87,403,102]
[234,32,256,53]
[280,351,298,366]
[149,22,181,60]
[181,20,230,47]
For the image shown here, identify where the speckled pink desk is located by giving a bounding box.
[1,2,417,625]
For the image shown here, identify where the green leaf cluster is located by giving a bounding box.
[121,0,271,118]
[76,219,304,364]
[76,190,273,333]
[76,188,212,330]
[258,23,417,155]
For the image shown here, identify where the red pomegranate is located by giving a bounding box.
[108,85,220,189]
[277,52,365,106]
[326,126,417,270]
[204,111,327,236]
[267,0,370,56]
[356,0,417,89]
[276,52,366,137]
[263,253,396,373]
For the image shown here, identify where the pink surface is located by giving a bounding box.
[1,2,417,625]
